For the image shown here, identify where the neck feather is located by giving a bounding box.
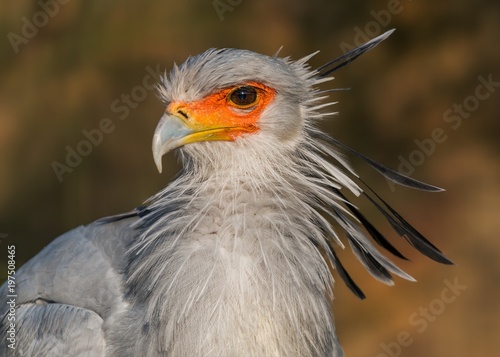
[126,136,350,356]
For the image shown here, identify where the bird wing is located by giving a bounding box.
[1,302,105,356]
[0,211,139,356]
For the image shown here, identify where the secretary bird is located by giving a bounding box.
[0,30,451,356]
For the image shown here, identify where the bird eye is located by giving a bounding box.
[228,86,258,108]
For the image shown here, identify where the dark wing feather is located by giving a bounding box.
[335,189,408,260]
[348,236,393,284]
[360,186,453,265]
[326,241,366,299]
[325,134,444,192]
[317,29,395,77]
[309,29,452,299]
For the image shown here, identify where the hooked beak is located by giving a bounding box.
[152,113,193,173]
[152,112,255,173]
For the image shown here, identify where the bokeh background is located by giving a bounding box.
[1,1,499,356]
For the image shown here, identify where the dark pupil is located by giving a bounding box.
[231,87,257,106]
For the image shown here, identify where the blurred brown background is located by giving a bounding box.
[1,1,499,356]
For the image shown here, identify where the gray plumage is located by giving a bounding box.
[0,30,451,356]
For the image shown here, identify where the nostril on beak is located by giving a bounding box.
[178,110,189,119]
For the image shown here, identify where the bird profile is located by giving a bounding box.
[0,29,451,357]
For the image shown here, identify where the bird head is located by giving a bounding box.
[152,47,320,173]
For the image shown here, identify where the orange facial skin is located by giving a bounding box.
[167,82,276,142]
